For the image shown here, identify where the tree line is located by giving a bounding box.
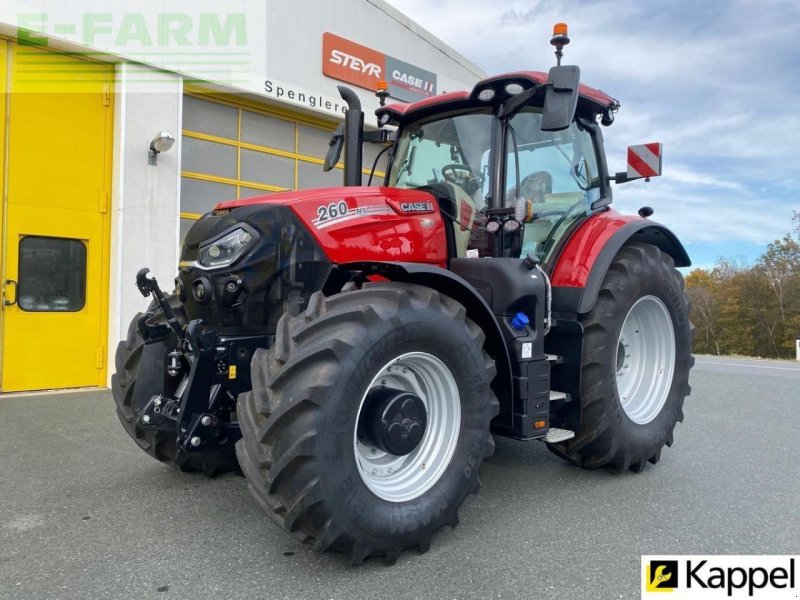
[684,211,800,359]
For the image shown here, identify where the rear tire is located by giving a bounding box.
[549,243,694,473]
[111,296,238,476]
[236,283,499,564]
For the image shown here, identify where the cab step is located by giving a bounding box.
[545,354,562,363]
[549,390,567,401]
[543,428,575,444]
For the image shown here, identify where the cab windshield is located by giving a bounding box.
[387,111,493,211]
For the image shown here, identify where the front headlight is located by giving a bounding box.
[197,227,256,268]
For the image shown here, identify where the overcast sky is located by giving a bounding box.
[385,0,799,269]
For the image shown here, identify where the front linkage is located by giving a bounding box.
[133,268,266,455]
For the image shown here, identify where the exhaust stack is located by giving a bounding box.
[338,86,364,186]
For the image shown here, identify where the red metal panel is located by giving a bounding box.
[550,210,641,288]
[381,91,470,116]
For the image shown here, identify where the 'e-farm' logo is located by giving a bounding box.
[18,12,247,49]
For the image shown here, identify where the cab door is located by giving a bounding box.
[0,43,113,392]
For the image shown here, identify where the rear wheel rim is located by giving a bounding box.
[354,352,461,503]
[615,295,676,425]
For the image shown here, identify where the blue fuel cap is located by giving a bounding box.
[511,312,529,331]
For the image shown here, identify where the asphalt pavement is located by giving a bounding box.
[1,355,798,600]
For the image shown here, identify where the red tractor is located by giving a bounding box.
[113,25,693,565]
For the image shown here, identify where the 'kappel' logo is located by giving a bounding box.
[643,556,799,597]
[646,560,678,592]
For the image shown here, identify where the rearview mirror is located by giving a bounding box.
[323,124,345,172]
[541,65,580,132]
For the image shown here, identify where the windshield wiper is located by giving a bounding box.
[507,122,521,201]
[399,146,417,179]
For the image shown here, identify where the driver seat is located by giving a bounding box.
[507,171,553,206]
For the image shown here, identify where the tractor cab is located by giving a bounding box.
[380,89,609,266]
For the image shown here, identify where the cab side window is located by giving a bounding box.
[506,111,602,261]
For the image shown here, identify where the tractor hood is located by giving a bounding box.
[177,186,449,330]
[214,187,448,267]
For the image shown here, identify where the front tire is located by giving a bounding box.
[236,283,498,564]
[549,242,694,473]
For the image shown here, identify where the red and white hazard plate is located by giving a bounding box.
[627,143,663,179]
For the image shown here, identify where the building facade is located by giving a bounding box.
[0,0,484,392]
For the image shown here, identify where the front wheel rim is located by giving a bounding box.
[354,352,461,503]
[615,295,676,425]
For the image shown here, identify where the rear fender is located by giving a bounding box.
[323,261,513,424]
[550,211,690,315]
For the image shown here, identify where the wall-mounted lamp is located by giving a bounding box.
[148,131,175,166]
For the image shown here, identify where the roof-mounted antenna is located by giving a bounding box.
[550,22,570,66]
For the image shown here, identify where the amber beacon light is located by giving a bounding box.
[376,80,389,106]
[550,22,570,66]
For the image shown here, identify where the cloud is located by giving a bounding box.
[613,180,792,245]
[665,165,745,192]
[385,0,800,259]
[500,2,559,26]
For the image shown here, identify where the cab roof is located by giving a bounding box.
[377,71,618,125]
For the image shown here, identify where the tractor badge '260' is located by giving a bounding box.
[113,23,693,566]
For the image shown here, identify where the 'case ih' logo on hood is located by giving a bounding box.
[399,202,434,213]
[322,32,437,102]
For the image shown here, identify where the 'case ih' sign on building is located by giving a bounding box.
[322,32,437,102]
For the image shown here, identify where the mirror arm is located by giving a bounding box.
[498,85,541,120]
[610,171,631,184]
[610,171,651,184]
[363,130,396,144]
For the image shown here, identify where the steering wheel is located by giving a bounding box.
[441,163,474,184]
[443,163,486,194]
